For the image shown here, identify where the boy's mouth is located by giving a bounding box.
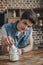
[22,27,25,30]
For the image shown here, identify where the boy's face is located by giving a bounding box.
[17,19,33,32]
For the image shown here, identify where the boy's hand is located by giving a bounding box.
[1,36,14,46]
[18,49,22,55]
[7,36,14,45]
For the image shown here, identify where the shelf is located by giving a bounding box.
[5,8,43,24]
[8,9,20,17]
[33,8,43,13]
[38,16,43,20]
[7,9,27,23]
[8,17,20,23]
[33,25,43,28]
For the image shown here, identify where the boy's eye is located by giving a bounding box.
[24,22,31,27]
[28,26,31,27]
[28,26,30,27]
[23,22,27,25]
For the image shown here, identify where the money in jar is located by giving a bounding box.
[9,44,19,61]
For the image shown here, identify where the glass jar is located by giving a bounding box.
[9,44,19,61]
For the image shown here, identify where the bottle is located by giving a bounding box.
[9,44,19,61]
[13,10,16,17]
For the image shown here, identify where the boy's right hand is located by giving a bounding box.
[1,36,14,46]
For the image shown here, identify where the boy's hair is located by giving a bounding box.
[21,9,38,24]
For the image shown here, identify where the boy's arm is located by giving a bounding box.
[18,35,33,55]
[18,28,33,54]
[21,28,33,53]
[22,35,33,53]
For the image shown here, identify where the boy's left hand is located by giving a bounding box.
[18,49,22,55]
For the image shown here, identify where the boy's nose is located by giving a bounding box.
[25,26,28,30]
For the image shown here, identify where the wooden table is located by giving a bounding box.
[0,48,43,65]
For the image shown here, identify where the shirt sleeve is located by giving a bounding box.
[1,25,7,38]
